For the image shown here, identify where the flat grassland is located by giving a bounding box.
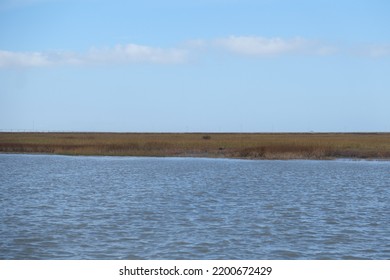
[1,132,390,160]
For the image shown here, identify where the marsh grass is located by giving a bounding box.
[1,132,390,159]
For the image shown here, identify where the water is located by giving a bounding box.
[1,154,389,259]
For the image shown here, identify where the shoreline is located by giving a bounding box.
[2,151,390,162]
[1,132,390,160]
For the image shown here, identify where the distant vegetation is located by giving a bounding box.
[1,132,390,160]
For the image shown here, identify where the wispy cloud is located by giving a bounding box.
[213,36,337,56]
[2,37,388,68]
[215,36,307,55]
[0,50,51,67]
[359,45,390,58]
[86,44,187,64]
[0,44,188,68]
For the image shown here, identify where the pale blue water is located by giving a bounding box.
[1,154,389,259]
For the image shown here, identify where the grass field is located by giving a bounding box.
[1,132,390,159]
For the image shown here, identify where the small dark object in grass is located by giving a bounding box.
[202,135,211,140]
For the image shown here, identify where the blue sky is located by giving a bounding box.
[1,0,389,132]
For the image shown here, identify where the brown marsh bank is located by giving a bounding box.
[1,132,390,160]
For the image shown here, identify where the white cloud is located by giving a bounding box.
[183,39,208,49]
[313,45,339,56]
[0,50,51,67]
[361,45,390,58]
[0,44,188,68]
[86,44,187,64]
[214,36,308,55]
[213,36,340,57]
[3,38,387,69]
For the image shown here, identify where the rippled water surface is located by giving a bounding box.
[1,154,389,259]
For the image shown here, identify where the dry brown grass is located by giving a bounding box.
[1,132,390,159]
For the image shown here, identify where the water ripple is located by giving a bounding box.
[1,155,389,259]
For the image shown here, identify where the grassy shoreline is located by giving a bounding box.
[1,132,390,160]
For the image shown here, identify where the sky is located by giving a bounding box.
[1,0,389,132]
